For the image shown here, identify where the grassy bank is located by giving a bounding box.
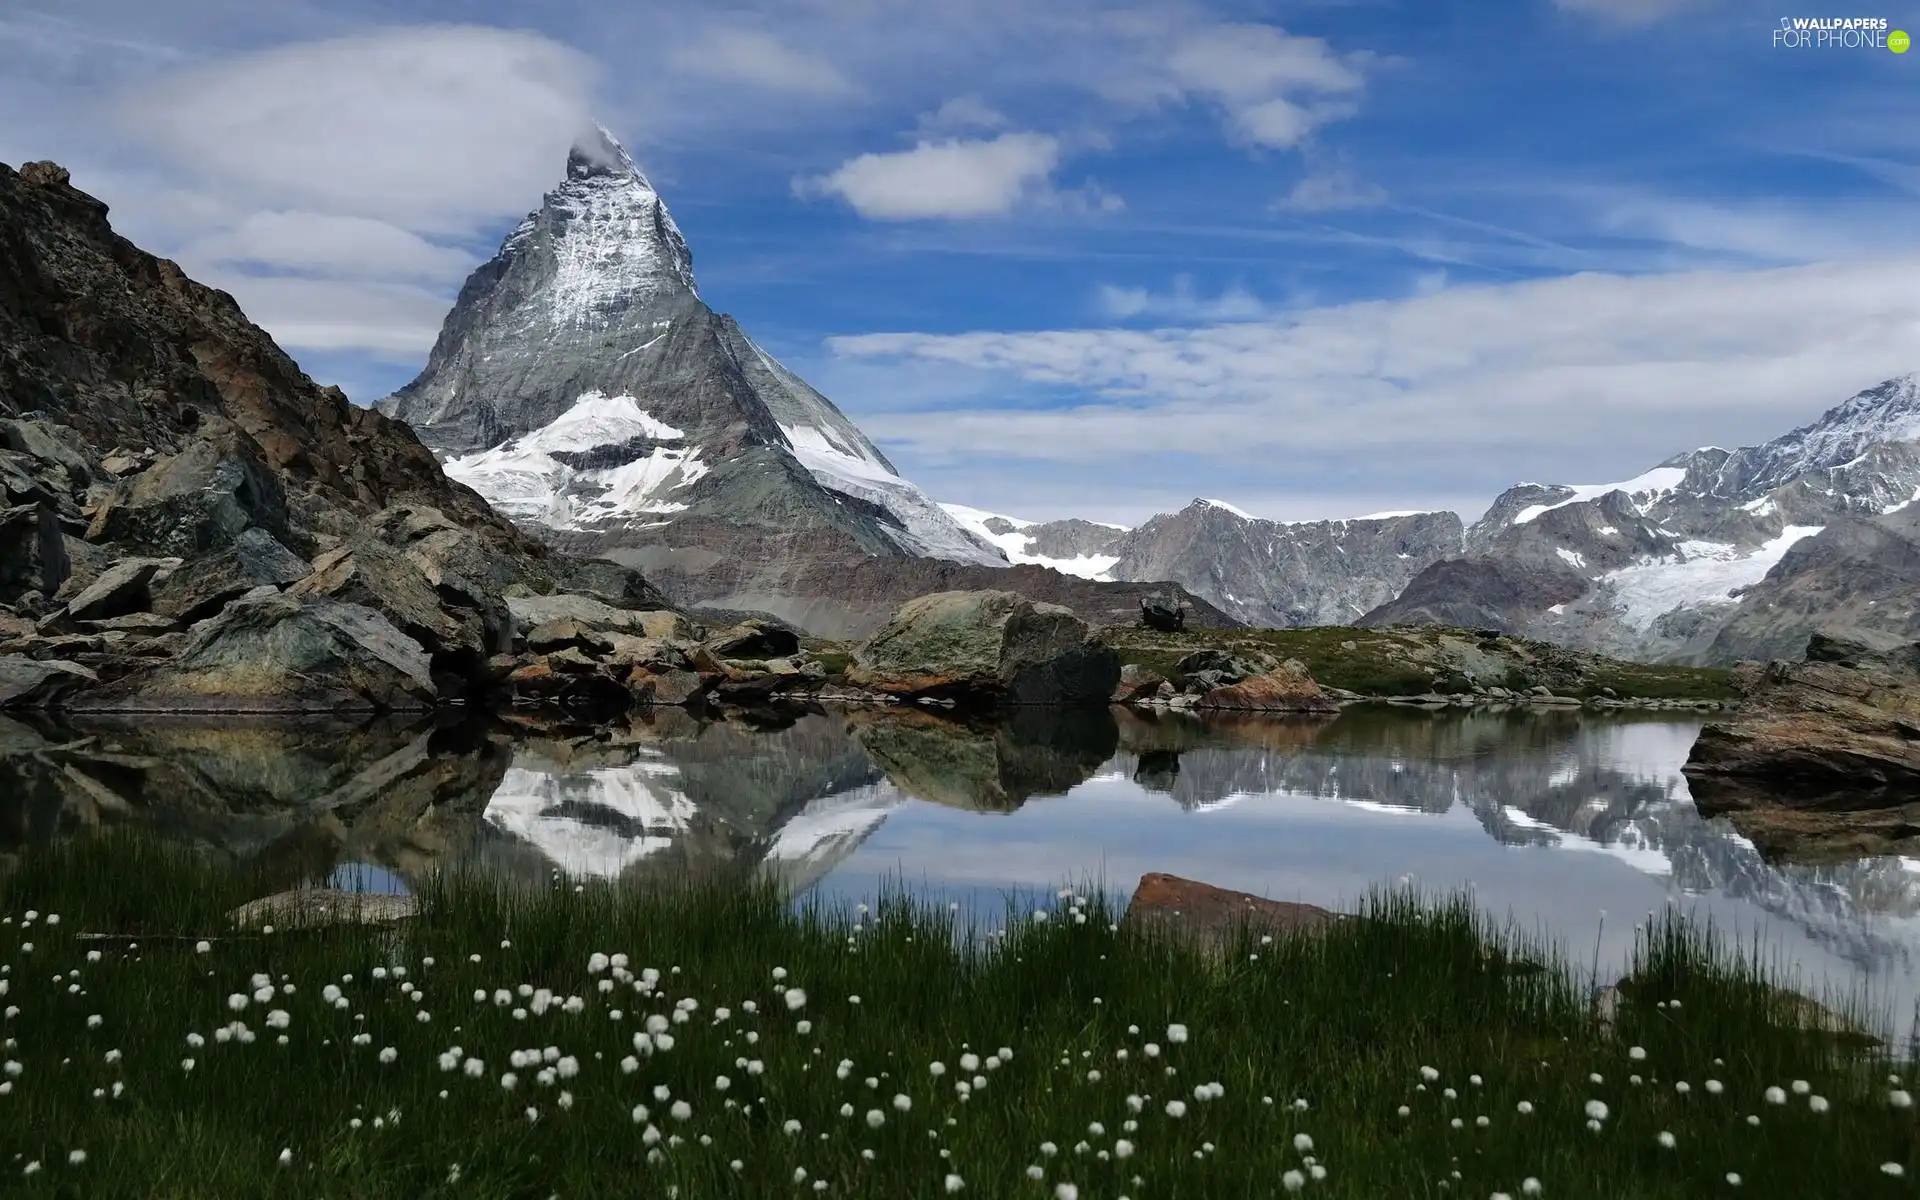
[0,834,1909,1198]
[1097,625,1738,702]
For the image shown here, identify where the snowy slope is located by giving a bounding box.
[482,758,696,879]
[939,503,1125,579]
[1510,467,1689,525]
[1597,526,1824,630]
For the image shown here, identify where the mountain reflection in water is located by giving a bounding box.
[4,704,1918,1032]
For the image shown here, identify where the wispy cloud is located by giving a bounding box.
[1096,276,1267,321]
[1278,162,1387,212]
[795,133,1124,220]
[667,27,861,99]
[1551,0,1709,25]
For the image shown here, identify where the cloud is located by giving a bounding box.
[667,27,860,99]
[797,133,1065,220]
[180,211,475,282]
[1551,0,1704,24]
[827,255,1920,511]
[1096,277,1267,322]
[917,95,1009,138]
[1278,164,1387,212]
[1144,23,1370,149]
[197,274,458,360]
[114,25,598,232]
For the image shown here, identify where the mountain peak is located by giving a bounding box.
[568,123,648,186]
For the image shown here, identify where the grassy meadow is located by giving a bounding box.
[0,834,1911,1198]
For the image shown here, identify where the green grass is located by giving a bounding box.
[0,832,1911,1198]
[1097,625,1738,702]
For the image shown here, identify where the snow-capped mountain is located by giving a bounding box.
[1358,372,1920,661]
[379,126,1005,590]
[940,498,1463,627]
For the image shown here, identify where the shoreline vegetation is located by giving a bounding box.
[0,835,1911,1197]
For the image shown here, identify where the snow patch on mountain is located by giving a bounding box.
[539,126,697,329]
[444,391,706,528]
[483,761,696,878]
[1198,497,1259,520]
[778,426,1006,565]
[938,503,1121,579]
[1512,467,1689,525]
[1598,525,1823,630]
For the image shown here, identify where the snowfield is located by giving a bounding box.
[938,503,1125,580]
[1597,525,1824,630]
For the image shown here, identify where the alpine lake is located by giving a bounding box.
[5,701,1915,1043]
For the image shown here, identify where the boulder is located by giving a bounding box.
[560,557,670,611]
[1684,634,1920,830]
[291,538,501,670]
[526,618,614,657]
[0,657,97,708]
[628,667,704,707]
[1196,660,1340,714]
[85,421,290,556]
[62,556,175,622]
[149,527,312,624]
[1140,595,1187,633]
[704,620,801,661]
[70,591,435,713]
[507,593,669,637]
[0,502,69,604]
[602,635,694,673]
[228,889,419,930]
[1111,663,1168,705]
[0,419,92,491]
[1175,648,1269,685]
[1121,872,1342,951]
[848,590,1121,706]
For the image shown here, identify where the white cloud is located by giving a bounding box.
[180,211,475,282]
[797,133,1064,220]
[1279,164,1387,212]
[198,274,458,360]
[1145,23,1369,149]
[114,25,598,232]
[828,255,1920,507]
[917,95,1009,137]
[668,28,859,99]
[1096,277,1266,322]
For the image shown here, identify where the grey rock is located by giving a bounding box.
[63,556,175,622]
[85,420,291,557]
[149,526,312,624]
[0,502,68,604]
[73,591,435,713]
[290,537,500,669]
[507,593,680,637]
[0,656,96,708]
[848,590,1121,706]
[704,620,800,661]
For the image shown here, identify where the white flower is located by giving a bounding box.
[1584,1100,1608,1122]
[1808,1095,1829,1113]
[1026,1166,1044,1180]
[1765,1086,1786,1105]
[1628,1046,1646,1061]
[893,1093,912,1112]
[930,1061,947,1076]
[1053,1186,1077,1200]
[378,1047,397,1064]
[1516,1100,1534,1115]
[944,1175,965,1194]
[1040,1142,1058,1157]
[1657,1131,1676,1148]
[1419,1066,1439,1082]
[1882,1163,1906,1178]
[1726,1174,1741,1187]
[226,994,247,1012]
[1293,1133,1313,1153]
[866,1109,885,1128]
[1166,1023,1188,1044]
[1165,1100,1187,1118]
[670,1100,692,1121]
[1892,1090,1914,1108]
[195,941,210,954]
[1281,1170,1305,1192]
[278,1149,292,1167]
[67,1151,85,1166]
[1790,1079,1810,1095]
[785,989,808,1011]
[181,1059,195,1072]
[266,1010,290,1030]
[1522,1181,1543,1197]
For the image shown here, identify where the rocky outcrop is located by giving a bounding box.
[1195,660,1338,714]
[848,590,1121,706]
[1684,634,1920,818]
[0,657,95,708]
[1358,557,1592,634]
[70,591,438,713]
[0,158,695,710]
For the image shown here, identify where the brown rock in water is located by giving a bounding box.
[1684,634,1920,830]
[1195,660,1338,714]
[1122,872,1342,948]
[228,888,418,930]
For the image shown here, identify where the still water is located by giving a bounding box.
[4,704,1916,1031]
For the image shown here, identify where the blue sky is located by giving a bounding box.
[4,0,1919,523]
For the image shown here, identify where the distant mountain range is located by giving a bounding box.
[379,127,1920,663]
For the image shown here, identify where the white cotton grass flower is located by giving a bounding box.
[1293,1133,1313,1153]
[1628,1045,1646,1061]
[1791,1079,1810,1095]
[1052,1186,1077,1200]
[1657,1131,1676,1149]
[1584,1100,1609,1122]
[1765,1086,1787,1105]
[1165,1100,1187,1118]
[1522,1181,1543,1197]
[1808,1095,1829,1114]
[945,1175,965,1194]
[1166,1023,1188,1044]
[1882,1163,1906,1177]
[1282,1170,1305,1192]
[1419,1066,1440,1082]
[1891,1089,1914,1108]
